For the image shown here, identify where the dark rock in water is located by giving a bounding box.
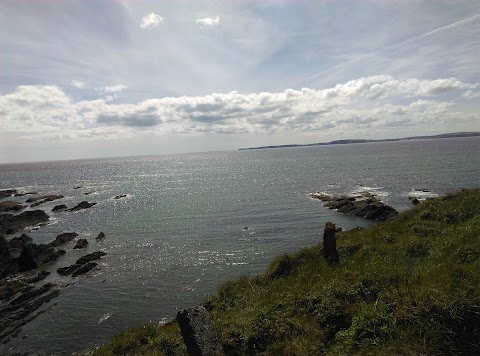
[14,191,37,197]
[49,232,78,247]
[73,238,88,249]
[76,251,106,265]
[0,201,26,213]
[0,189,18,199]
[83,191,95,195]
[74,186,83,189]
[309,192,398,221]
[57,264,82,276]
[177,306,223,356]
[96,232,106,239]
[69,201,97,211]
[0,210,49,237]
[114,194,127,200]
[52,204,68,212]
[57,251,105,276]
[27,194,64,206]
[72,262,97,277]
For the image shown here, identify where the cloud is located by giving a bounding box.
[0,76,478,142]
[195,16,220,28]
[103,84,127,93]
[71,81,86,89]
[462,90,480,99]
[140,13,164,29]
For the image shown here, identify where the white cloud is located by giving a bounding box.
[462,90,480,99]
[195,16,220,28]
[103,84,127,93]
[71,81,86,89]
[0,76,478,142]
[139,13,164,29]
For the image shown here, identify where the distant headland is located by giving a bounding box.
[238,131,480,151]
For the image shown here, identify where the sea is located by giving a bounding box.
[0,136,479,354]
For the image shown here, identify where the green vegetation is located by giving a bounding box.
[94,189,480,355]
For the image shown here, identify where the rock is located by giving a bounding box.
[29,195,64,207]
[26,194,63,203]
[0,233,64,279]
[13,191,37,197]
[74,186,83,189]
[69,201,97,211]
[72,262,97,277]
[73,238,88,249]
[83,191,95,195]
[0,201,26,213]
[76,251,106,265]
[114,194,127,200]
[0,210,49,237]
[96,232,106,239]
[49,232,78,247]
[323,222,339,264]
[177,306,223,356]
[57,251,105,277]
[310,192,398,221]
[0,189,18,199]
[52,204,68,212]
[410,198,420,205]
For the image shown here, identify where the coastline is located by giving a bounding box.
[93,189,480,355]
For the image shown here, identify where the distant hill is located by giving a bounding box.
[238,132,480,150]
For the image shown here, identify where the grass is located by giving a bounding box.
[93,189,480,355]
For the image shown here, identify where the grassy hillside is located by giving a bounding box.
[93,189,480,355]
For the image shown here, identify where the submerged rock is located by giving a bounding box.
[114,194,127,200]
[69,201,97,211]
[96,232,106,239]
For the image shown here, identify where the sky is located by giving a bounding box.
[0,0,479,163]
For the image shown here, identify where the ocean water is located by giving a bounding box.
[0,137,478,354]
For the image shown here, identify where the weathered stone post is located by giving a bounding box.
[323,221,339,264]
[177,306,224,356]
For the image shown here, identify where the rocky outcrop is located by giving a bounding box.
[76,251,106,265]
[0,201,26,213]
[0,272,60,344]
[69,201,97,211]
[52,204,68,212]
[177,306,224,356]
[96,232,106,239]
[57,251,106,277]
[13,191,38,197]
[0,189,18,199]
[28,195,64,207]
[0,234,65,279]
[0,210,49,236]
[114,194,127,200]
[310,192,398,221]
[73,238,88,249]
[49,232,78,247]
